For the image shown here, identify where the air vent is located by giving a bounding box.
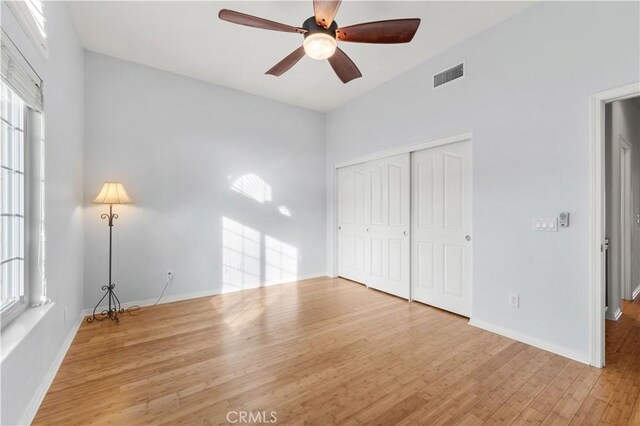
[433,63,464,88]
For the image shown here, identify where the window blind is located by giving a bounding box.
[1,29,43,111]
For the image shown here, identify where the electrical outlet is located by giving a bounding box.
[299,255,305,264]
[508,293,519,308]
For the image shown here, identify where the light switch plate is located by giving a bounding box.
[533,216,558,232]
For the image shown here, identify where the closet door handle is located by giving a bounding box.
[403,231,407,236]
[465,235,471,241]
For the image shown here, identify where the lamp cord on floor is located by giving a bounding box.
[124,273,174,316]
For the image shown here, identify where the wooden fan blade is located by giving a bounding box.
[266,46,306,77]
[219,9,306,34]
[336,19,421,43]
[328,47,362,84]
[313,0,342,29]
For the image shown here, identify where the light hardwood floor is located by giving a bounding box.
[34,277,640,425]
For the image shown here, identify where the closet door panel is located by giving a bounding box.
[337,164,369,284]
[367,153,410,299]
[412,140,472,316]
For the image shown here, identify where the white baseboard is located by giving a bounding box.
[20,311,85,425]
[633,284,640,301]
[606,307,622,321]
[468,318,590,365]
[85,274,327,314]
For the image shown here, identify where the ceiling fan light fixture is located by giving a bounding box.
[303,33,337,60]
[219,3,421,83]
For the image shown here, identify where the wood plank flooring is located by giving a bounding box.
[33,277,640,425]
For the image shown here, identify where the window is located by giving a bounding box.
[6,0,47,55]
[1,83,27,324]
[0,28,46,330]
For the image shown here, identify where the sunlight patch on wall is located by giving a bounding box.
[278,206,291,217]
[222,217,261,293]
[265,236,298,285]
[231,174,272,203]
[222,217,299,292]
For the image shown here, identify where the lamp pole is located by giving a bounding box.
[87,203,124,323]
[87,181,131,324]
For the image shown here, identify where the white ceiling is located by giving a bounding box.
[68,1,534,112]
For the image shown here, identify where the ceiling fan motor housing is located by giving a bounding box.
[302,16,338,40]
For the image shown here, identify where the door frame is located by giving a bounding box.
[589,82,640,368]
[332,131,473,299]
[619,135,632,301]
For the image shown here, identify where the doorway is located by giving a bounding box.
[590,84,640,367]
[605,119,635,322]
[607,100,640,320]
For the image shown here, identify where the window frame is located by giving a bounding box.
[1,84,30,329]
[5,0,47,57]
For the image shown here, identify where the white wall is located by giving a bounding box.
[605,98,640,318]
[83,52,326,308]
[326,1,640,362]
[0,3,636,423]
[0,2,85,424]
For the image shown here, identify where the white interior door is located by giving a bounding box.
[367,153,411,298]
[337,163,369,284]
[619,136,632,300]
[412,140,472,316]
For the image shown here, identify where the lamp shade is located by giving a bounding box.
[92,182,132,205]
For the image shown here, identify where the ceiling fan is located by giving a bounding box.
[218,1,421,84]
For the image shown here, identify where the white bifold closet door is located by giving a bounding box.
[411,140,472,316]
[337,153,410,299]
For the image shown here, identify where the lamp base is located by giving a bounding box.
[87,283,124,323]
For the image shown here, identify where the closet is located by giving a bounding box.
[337,139,472,316]
[337,153,410,299]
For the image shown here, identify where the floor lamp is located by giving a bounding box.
[87,181,132,324]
